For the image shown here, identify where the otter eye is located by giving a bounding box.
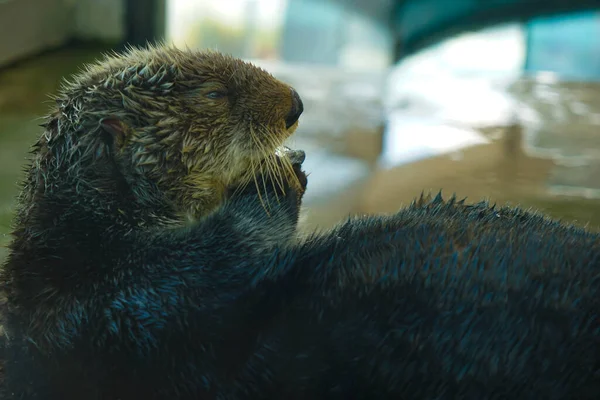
[206,91,227,100]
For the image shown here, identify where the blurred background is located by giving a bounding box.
[1,0,600,261]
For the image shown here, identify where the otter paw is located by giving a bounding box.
[289,150,308,194]
[277,147,307,193]
[227,148,307,214]
[267,149,307,209]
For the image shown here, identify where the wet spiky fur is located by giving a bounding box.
[1,45,600,399]
[26,43,301,223]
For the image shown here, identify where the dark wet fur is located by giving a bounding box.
[2,169,599,399]
[1,45,599,399]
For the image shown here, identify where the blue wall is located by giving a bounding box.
[525,11,600,81]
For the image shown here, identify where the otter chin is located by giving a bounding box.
[42,43,305,223]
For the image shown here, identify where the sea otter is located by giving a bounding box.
[1,44,599,399]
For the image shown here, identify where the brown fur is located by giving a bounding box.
[40,43,302,221]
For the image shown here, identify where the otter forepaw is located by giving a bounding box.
[227,148,308,221]
[268,148,307,212]
[289,151,308,194]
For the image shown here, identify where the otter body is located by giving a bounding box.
[3,191,600,400]
[1,45,599,399]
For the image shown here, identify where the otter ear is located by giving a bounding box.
[100,117,129,150]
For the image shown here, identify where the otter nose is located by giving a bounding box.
[285,88,303,129]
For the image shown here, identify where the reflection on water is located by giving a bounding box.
[363,120,600,232]
[511,79,600,201]
[371,15,600,233]
[369,76,600,232]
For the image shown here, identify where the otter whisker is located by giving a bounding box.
[273,140,301,192]
[250,125,285,209]
[283,156,301,191]
[251,157,271,217]
[266,155,282,204]
[230,129,260,199]
[259,160,275,209]
[248,128,272,216]
[262,129,287,197]
[230,173,252,198]
[261,146,280,201]
[271,141,300,194]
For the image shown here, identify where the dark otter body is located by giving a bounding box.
[3,185,599,399]
[1,45,599,399]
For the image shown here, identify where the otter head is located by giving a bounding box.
[46,44,304,222]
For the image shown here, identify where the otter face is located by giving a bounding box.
[52,44,304,220]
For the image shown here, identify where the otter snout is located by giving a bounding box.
[285,88,303,129]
